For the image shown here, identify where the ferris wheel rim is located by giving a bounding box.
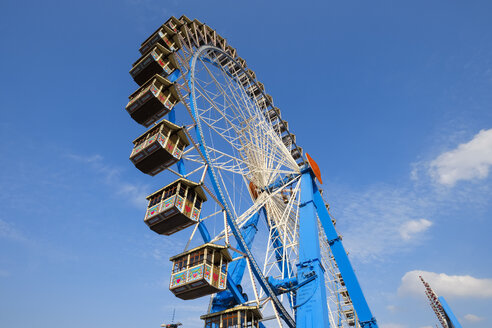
[187,45,298,328]
[181,45,355,328]
[124,16,375,328]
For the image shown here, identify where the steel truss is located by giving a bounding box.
[126,15,378,328]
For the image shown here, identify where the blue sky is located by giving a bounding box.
[1,1,492,327]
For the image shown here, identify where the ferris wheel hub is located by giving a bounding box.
[124,15,378,328]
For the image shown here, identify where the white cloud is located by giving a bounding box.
[464,314,484,323]
[0,218,77,262]
[326,185,433,262]
[326,162,491,262]
[386,305,397,312]
[0,219,27,242]
[66,153,103,164]
[116,182,150,208]
[399,219,433,240]
[430,128,492,186]
[67,153,149,208]
[398,270,492,298]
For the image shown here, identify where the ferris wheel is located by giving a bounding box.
[125,16,378,328]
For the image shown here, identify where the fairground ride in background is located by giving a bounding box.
[420,276,462,328]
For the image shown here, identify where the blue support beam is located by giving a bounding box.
[188,58,296,327]
[312,183,378,328]
[212,210,261,312]
[195,220,249,309]
[296,172,330,328]
[229,211,261,283]
[167,69,181,83]
[168,107,249,309]
[439,297,462,328]
[172,102,268,328]
[268,276,298,294]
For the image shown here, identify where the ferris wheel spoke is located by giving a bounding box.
[207,60,299,174]
[199,117,244,152]
[200,117,244,149]
[213,163,248,220]
[195,83,241,123]
[205,145,296,180]
[261,189,301,289]
[195,77,298,188]
[208,158,245,175]
[197,68,249,124]
[210,186,292,246]
[215,62,264,123]
[190,46,299,327]
[200,55,255,124]
[246,257,260,306]
[182,154,205,164]
[123,17,378,327]
[193,86,246,148]
[197,92,245,126]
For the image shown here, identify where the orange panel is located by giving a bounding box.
[249,181,259,199]
[306,153,323,184]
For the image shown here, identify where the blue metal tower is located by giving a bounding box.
[295,171,330,327]
[126,15,380,328]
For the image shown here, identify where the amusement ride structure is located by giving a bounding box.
[124,16,378,328]
[161,309,183,328]
[420,276,462,328]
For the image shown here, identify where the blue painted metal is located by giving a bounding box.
[169,67,266,327]
[295,172,330,328]
[167,105,248,308]
[439,297,463,328]
[168,108,176,124]
[212,210,261,312]
[312,182,378,328]
[228,211,261,283]
[188,47,296,328]
[264,173,298,193]
[167,69,181,82]
[168,43,382,328]
[176,160,186,177]
[188,46,379,327]
[269,276,298,294]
